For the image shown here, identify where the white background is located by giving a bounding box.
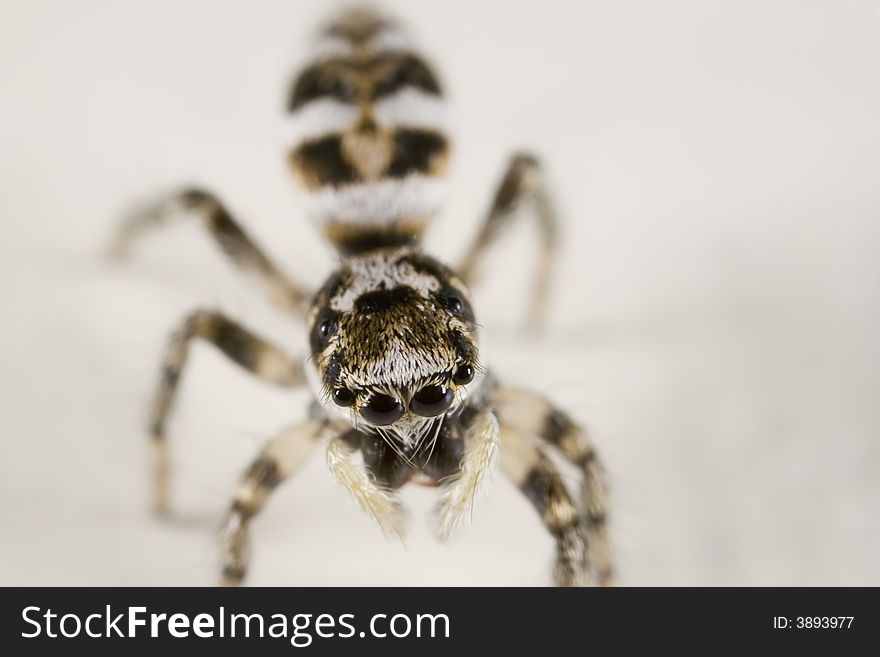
[1,0,878,585]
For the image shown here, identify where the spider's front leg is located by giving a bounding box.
[496,387,613,586]
[458,153,558,330]
[222,425,407,586]
[149,309,305,514]
[221,419,329,586]
[109,188,309,314]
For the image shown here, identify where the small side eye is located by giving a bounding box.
[318,318,337,339]
[437,286,474,322]
[310,309,340,354]
[452,364,474,385]
[446,296,463,314]
[360,394,404,426]
[332,388,355,407]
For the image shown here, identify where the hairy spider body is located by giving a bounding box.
[113,8,612,587]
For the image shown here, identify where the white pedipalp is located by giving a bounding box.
[326,437,406,537]
[434,409,500,541]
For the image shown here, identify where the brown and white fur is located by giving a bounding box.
[112,8,611,587]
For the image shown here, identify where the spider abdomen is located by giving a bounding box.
[286,9,450,256]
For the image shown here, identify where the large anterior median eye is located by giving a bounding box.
[410,385,453,417]
[360,394,404,425]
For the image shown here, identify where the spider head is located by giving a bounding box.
[306,248,480,444]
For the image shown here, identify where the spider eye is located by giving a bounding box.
[410,385,453,417]
[452,364,474,385]
[437,287,474,322]
[446,296,463,314]
[360,394,404,426]
[332,388,355,407]
[318,318,337,339]
[310,309,340,354]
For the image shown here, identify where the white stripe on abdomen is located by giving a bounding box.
[303,175,447,224]
[283,98,360,146]
[285,88,447,148]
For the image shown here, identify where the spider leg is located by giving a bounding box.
[220,419,328,586]
[495,386,613,585]
[149,309,305,514]
[499,422,588,586]
[457,153,558,331]
[109,187,309,314]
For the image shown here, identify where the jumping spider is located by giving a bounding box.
[111,8,611,587]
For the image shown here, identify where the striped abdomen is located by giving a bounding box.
[286,9,449,255]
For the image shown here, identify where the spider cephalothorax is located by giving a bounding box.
[303,247,483,489]
[113,7,612,587]
[308,248,479,438]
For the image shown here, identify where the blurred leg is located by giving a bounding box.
[495,386,612,585]
[457,154,558,330]
[500,422,588,586]
[220,420,327,585]
[109,187,309,313]
[149,309,304,514]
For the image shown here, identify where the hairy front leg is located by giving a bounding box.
[458,153,559,330]
[109,187,309,313]
[221,420,328,586]
[150,309,304,514]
